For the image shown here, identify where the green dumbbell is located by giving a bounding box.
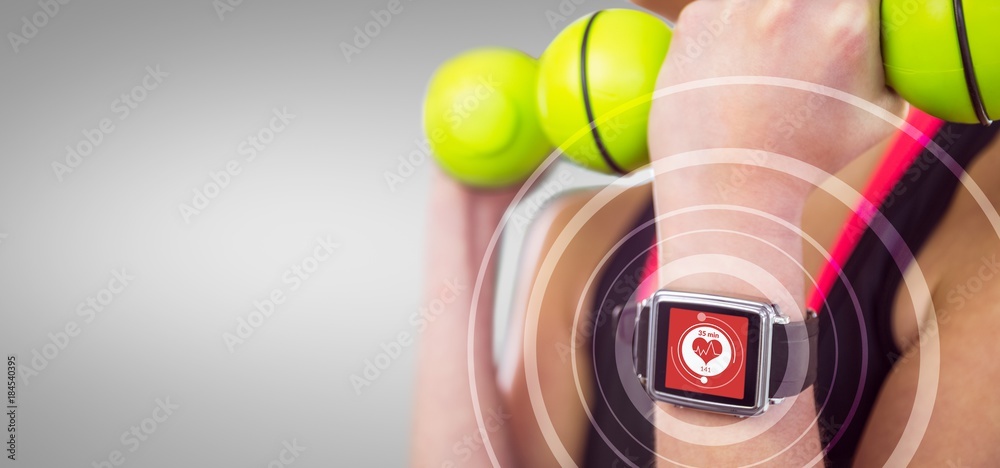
[537,9,672,175]
[422,10,669,187]
[882,0,999,125]
[424,4,998,188]
[423,48,551,188]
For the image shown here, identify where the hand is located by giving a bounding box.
[630,0,697,21]
[649,0,907,195]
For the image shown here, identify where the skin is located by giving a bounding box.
[630,0,691,21]
[412,0,1000,466]
[645,0,905,465]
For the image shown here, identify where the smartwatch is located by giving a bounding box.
[632,290,819,417]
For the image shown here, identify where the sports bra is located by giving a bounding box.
[582,110,1000,466]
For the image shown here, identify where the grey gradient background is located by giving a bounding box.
[0,0,639,466]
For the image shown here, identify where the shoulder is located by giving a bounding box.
[517,182,652,301]
[525,182,651,255]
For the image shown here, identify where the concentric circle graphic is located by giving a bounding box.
[463,76,1000,467]
[585,223,843,466]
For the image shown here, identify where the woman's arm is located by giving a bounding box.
[410,170,644,466]
[497,184,653,466]
[647,0,904,465]
[410,170,520,466]
[411,163,654,466]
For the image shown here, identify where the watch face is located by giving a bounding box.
[651,300,765,410]
[664,308,749,399]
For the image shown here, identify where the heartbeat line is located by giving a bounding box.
[693,340,721,356]
[692,337,722,365]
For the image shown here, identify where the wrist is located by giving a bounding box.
[651,162,809,318]
[654,160,811,222]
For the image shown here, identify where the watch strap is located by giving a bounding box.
[768,310,819,399]
[631,301,650,386]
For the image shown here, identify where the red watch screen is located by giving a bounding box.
[663,308,750,399]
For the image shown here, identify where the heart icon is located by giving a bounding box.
[692,338,721,365]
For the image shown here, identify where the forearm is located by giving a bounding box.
[411,171,517,466]
[651,163,823,466]
[654,159,811,311]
